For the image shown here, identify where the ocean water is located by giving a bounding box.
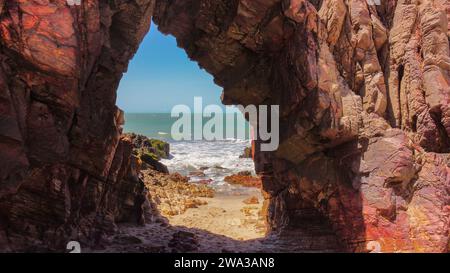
[123,113,255,193]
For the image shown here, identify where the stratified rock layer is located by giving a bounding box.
[0,0,449,252]
[0,0,154,251]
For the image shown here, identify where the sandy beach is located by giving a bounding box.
[88,185,343,253]
[167,190,266,241]
[87,185,271,253]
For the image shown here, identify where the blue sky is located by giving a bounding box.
[116,26,223,113]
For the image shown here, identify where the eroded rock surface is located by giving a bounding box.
[0,0,449,252]
[0,0,154,251]
[153,0,450,252]
[143,169,214,216]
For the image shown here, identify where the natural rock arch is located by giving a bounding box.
[0,0,449,252]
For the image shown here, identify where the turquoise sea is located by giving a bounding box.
[123,113,251,141]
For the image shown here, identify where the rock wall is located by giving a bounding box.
[0,0,449,252]
[153,0,450,252]
[0,0,154,251]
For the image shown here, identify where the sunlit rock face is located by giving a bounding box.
[0,0,449,252]
[154,0,450,252]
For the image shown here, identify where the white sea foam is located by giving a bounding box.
[161,139,255,191]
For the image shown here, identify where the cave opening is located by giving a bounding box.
[114,25,268,250]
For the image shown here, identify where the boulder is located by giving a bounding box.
[224,174,262,188]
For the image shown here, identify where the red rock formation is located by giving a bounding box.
[0,0,449,252]
[0,0,153,251]
[224,173,262,188]
[153,0,450,252]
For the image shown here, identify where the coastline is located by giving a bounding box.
[83,134,344,253]
[128,133,266,241]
